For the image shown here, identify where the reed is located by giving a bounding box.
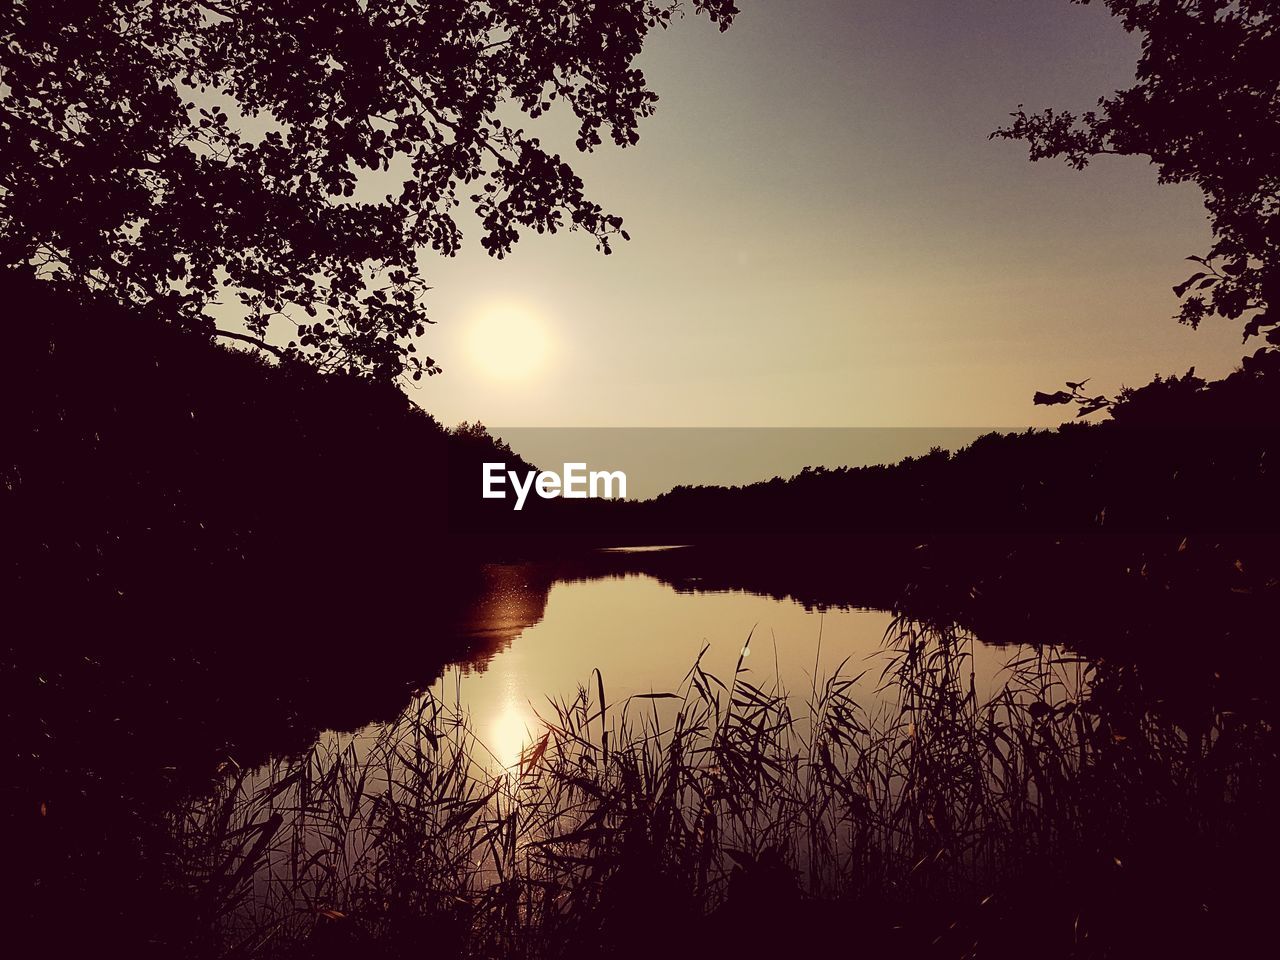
[165,618,1276,958]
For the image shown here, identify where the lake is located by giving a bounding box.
[334,547,1073,772]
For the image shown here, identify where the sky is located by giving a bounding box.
[408,0,1246,430]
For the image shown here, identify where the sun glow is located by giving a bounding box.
[465,302,552,382]
[490,699,535,771]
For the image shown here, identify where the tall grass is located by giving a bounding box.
[166,619,1276,958]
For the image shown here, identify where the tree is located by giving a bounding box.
[994,0,1279,355]
[0,0,737,380]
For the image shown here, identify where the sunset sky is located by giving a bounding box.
[413,0,1245,430]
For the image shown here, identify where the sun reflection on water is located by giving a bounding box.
[489,696,536,771]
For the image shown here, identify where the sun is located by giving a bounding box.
[465,301,552,382]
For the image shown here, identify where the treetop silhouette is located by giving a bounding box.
[0,0,737,380]
[994,0,1279,359]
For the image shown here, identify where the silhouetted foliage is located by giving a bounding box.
[994,0,1280,355]
[1033,377,1114,417]
[157,633,1280,960]
[623,359,1280,540]
[0,0,737,379]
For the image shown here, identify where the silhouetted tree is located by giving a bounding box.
[995,0,1279,354]
[0,0,737,380]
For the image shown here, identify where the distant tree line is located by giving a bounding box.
[620,358,1280,541]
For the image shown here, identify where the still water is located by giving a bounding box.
[355,549,1039,770]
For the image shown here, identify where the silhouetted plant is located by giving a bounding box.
[1033,378,1113,417]
[994,0,1280,407]
[163,622,1278,958]
[996,0,1279,349]
[0,0,737,380]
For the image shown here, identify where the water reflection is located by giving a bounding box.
[488,689,538,771]
[169,613,1278,960]
[447,572,878,762]
[429,559,1046,779]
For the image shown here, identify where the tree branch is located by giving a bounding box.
[393,67,507,165]
[214,328,287,360]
